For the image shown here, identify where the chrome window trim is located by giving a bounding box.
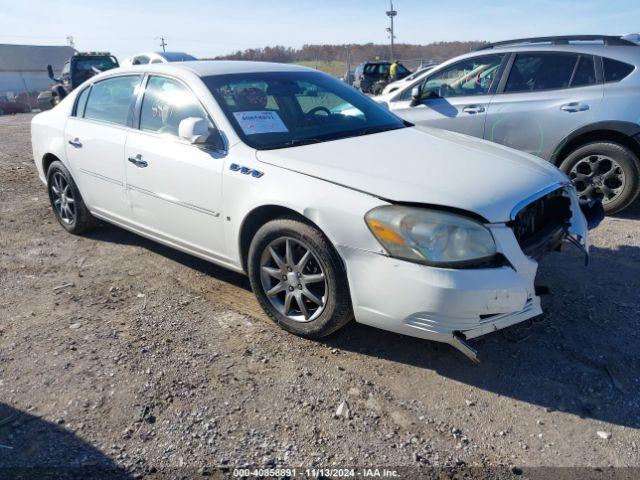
[67,72,144,127]
[66,71,228,155]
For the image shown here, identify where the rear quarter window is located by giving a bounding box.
[603,57,635,83]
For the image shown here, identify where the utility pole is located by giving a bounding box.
[158,36,168,52]
[386,0,397,61]
[66,35,75,48]
[345,45,352,84]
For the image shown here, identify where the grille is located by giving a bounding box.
[511,188,572,257]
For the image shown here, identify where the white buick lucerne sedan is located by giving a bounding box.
[31,61,602,362]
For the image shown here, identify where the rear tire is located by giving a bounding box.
[560,141,640,215]
[247,216,353,339]
[46,161,99,234]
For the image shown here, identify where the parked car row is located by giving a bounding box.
[352,60,411,94]
[31,48,603,362]
[374,35,640,214]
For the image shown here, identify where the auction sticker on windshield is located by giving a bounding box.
[233,111,289,135]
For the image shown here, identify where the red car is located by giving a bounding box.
[0,100,31,115]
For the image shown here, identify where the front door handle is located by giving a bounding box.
[462,105,486,114]
[68,138,82,148]
[127,154,148,168]
[561,102,590,113]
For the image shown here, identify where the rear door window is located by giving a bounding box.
[603,57,635,83]
[570,56,596,87]
[505,53,579,92]
[83,75,140,126]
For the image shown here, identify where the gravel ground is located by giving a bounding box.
[1,113,639,479]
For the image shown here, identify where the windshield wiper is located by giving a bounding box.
[288,138,323,146]
[347,124,405,138]
[266,138,324,149]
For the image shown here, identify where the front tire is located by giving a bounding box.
[46,161,98,234]
[560,141,640,215]
[248,217,353,339]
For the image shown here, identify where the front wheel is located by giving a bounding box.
[247,217,353,339]
[560,142,640,215]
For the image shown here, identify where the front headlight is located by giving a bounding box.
[365,205,497,267]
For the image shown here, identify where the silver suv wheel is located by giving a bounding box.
[569,154,626,205]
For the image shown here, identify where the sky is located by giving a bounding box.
[1,0,639,61]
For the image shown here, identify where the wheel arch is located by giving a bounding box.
[551,121,640,166]
[238,204,337,273]
[42,153,61,180]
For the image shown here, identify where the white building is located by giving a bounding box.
[0,44,75,98]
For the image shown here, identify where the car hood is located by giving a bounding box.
[256,126,568,222]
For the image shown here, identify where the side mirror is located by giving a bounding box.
[179,117,225,151]
[410,85,422,107]
[47,64,56,81]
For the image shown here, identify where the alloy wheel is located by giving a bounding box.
[569,154,626,205]
[259,237,327,323]
[50,171,76,224]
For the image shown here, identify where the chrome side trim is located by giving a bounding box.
[509,182,570,221]
[127,184,220,218]
[79,168,123,186]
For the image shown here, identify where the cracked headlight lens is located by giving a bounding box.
[365,205,497,266]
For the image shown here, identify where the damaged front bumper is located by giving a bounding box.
[340,184,596,364]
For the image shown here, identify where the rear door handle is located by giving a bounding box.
[127,154,148,168]
[68,138,82,148]
[561,102,590,112]
[462,105,486,114]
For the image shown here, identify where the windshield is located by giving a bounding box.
[203,71,406,150]
[72,57,118,72]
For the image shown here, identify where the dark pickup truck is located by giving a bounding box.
[47,52,119,105]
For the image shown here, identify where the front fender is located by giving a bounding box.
[222,149,387,269]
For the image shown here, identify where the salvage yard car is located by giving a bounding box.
[31,61,602,362]
[376,35,640,214]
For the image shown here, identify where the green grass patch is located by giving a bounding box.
[294,61,347,77]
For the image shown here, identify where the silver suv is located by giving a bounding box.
[377,35,640,214]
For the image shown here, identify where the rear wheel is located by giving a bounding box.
[47,161,99,234]
[560,142,640,215]
[247,217,353,338]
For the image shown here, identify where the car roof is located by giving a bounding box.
[474,43,640,63]
[444,43,640,66]
[116,60,313,77]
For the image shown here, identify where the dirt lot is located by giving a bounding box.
[1,113,639,478]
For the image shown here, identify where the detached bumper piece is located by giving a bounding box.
[579,198,605,230]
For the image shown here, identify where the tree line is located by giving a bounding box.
[209,41,487,64]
